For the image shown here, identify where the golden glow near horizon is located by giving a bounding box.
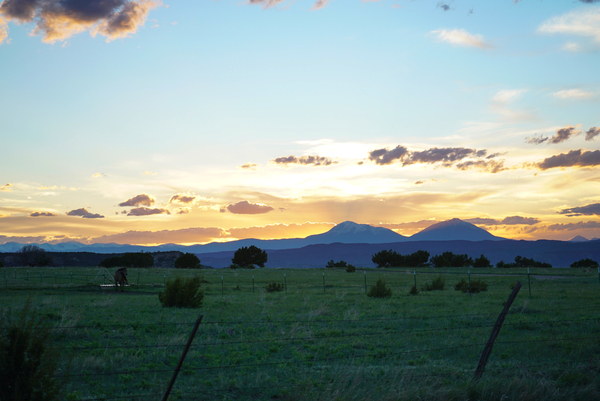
[1,1,599,245]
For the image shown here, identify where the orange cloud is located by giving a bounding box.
[227,201,274,215]
[119,194,155,207]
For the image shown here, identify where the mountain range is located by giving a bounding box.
[0,219,503,254]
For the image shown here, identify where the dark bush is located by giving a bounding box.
[0,260,3,267]
[409,285,419,295]
[472,254,492,268]
[455,278,488,293]
[367,278,392,298]
[422,276,445,291]
[372,250,429,268]
[326,260,348,268]
[174,253,201,269]
[265,282,284,292]
[0,301,63,401]
[158,277,204,308]
[346,265,356,273]
[497,256,552,268]
[232,246,267,268]
[570,258,599,268]
[431,252,473,268]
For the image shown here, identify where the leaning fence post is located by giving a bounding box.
[161,314,203,401]
[473,282,522,381]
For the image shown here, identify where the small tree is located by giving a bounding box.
[570,258,599,268]
[18,245,52,267]
[174,253,201,269]
[372,250,403,267]
[326,260,348,268]
[159,277,204,308]
[232,246,268,268]
[265,282,284,292]
[473,254,492,268]
[431,252,473,268]
[0,301,63,401]
[367,278,392,298]
[422,276,445,291]
[345,264,356,273]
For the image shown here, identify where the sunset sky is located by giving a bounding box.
[1,0,599,246]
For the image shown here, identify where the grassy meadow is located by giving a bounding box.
[1,266,600,400]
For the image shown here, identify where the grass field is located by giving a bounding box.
[1,266,600,400]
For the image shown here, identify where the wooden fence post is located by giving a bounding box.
[252,275,255,293]
[322,272,325,293]
[161,314,203,401]
[364,271,367,293]
[473,281,522,381]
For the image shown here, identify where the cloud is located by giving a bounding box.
[536,149,600,170]
[545,220,600,232]
[414,179,438,185]
[169,194,196,204]
[538,6,600,46]
[554,89,594,99]
[0,15,8,44]
[247,0,285,9]
[226,200,274,214]
[92,227,228,245]
[271,155,338,166]
[525,134,549,145]
[368,146,494,170]
[29,212,57,217]
[558,202,600,216]
[239,162,258,170]
[455,160,507,173]
[436,2,452,12]
[549,125,581,144]
[311,0,328,10]
[430,28,492,49]
[119,193,155,207]
[586,127,600,141]
[0,183,12,191]
[465,216,540,225]
[127,207,170,216]
[0,0,161,44]
[66,208,104,219]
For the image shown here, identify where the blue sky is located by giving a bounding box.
[1,0,599,245]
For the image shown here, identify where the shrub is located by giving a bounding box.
[346,265,356,273]
[422,276,445,291]
[571,258,599,268]
[454,278,488,294]
[158,277,204,308]
[409,285,419,295]
[174,253,201,269]
[229,264,239,269]
[0,260,3,267]
[265,282,284,292]
[431,252,473,268]
[232,246,267,268]
[0,301,63,401]
[473,254,492,268]
[367,278,392,298]
[326,260,348,268]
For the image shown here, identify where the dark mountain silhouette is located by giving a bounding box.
[569,235,589,242]
[408,218,503,241]
[199,239,600,269]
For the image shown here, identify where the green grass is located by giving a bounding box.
[1,266,600,400]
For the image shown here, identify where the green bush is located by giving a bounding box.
[367,278,392,298]
[265,282,284,292]
[0,301,63,401]
[174,253,201,269]
[409,285,419,295]
[346,265,356,272]
[158,277,204,308]
[455,278,488,293]
[422,276,445,291]
[570,258,599,268]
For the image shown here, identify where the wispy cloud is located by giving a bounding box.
[536,149,600,170]
[559,202,600,216]
[127,207,170,216]
[0,0,161,44]
[239,163,259,170]
[66,208,104,219]
[271,155,338,167]
[586,127,600,141]
[227,200,274,214]
[29,212,57,217]
[119,194,155,207]
[465,216,540,225]
[0,183,12,191]
[169,194,196,204]
[554,89,594,99]
[538,6,600,51]
[527,125,582,145]
[430,28,492,49]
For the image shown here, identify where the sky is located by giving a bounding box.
[1,0,599,246]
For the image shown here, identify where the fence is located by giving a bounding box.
[26,303,600,400]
